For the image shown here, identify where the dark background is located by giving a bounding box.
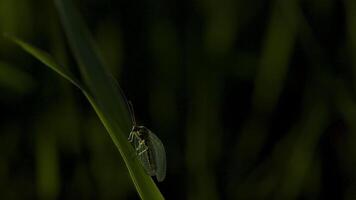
[0,0,355,199]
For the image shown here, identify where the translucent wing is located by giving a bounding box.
[137,146,156,176]
[148,131,166,182]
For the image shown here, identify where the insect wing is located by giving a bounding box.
[148,132,166,182]
[138,147,156,176]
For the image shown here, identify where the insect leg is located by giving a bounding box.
[135,140,145,151]
[135,140,148,155]
[128,131,134,142]
[129,131,141,143]
[138,145,148,155]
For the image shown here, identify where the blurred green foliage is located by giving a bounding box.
[1,0,356,199]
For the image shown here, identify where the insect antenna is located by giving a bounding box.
[108,74,136,128]
[128,101,137,127]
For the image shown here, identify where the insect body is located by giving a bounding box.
[128,104,166,182]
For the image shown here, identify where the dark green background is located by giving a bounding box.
[0,0,355,199]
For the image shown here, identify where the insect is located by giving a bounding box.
[127,102,166,182]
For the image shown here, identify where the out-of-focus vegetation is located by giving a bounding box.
[0,0,355,199]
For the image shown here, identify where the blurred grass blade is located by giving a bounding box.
[4,35,84,91]
[0,61,35,94]
[53,0,164,199]
[53,0,131,130]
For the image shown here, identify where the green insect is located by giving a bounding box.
[127,102,166,182]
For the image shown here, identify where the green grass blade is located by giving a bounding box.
[53,0,164,199]
[53,0,131,133]
[4,35,84,91]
